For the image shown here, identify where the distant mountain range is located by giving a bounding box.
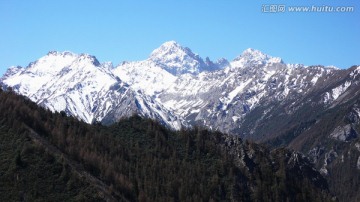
[1,41,360,201]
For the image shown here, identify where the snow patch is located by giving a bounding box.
[332,81,351,100]
[232,116,240,122]
[221,79,252,110]
[323,81,352,103]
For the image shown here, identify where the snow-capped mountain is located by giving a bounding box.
[1,41,358,136]
[2,41,360,202]
[230,48,283,69]
[1,50,182,129]
[148,41,222,75]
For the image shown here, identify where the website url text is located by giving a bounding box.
[262,5,355,13]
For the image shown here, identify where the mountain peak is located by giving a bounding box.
[1,65,23,78]
[238,48,271,61]
[232,48,283,67]
[241,48,265,57]
[47,51,77,57]
[149,41,206,75]
[160,40,181,48]
[78,53,101,66]
[150,41,195,59]
[44,51,100,67]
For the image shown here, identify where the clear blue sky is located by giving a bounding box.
[0,0,359,75]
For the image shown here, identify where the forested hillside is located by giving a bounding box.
[0,89,333,201]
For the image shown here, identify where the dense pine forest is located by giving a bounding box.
[0,88,333,201]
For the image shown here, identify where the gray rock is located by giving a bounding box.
[345,106,360,124]
[329,124,357,142]
[308,146,325,163]
[355,142,360,152]
[320,149,338,176]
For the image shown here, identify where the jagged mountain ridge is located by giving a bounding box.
[1,41,358,137]
[2,41,360,201]
[149,40,223,75]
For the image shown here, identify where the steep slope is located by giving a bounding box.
[0,51,182,129]
[158,50,337,135]
[112,59,177,96]
[2,42,360,201]
[149,40,222,75]
[0,125,109,201]
[112,43,340,136]
[2,42,356,139]
[0,89,333,201]
[247,66,359,143]
[244,65,360,202]
[1,51,121,123]
[1,42,356,139]
[112,41,224,97]
[0,91,116,201]
[286,66,360,201]
[111,43,360,202]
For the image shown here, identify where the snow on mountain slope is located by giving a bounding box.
[3,51,119,123]
[149,41,221,75]
[3,51,78,97]
[1,51,182,128]
[113,60,176,96]
[120,45,282,120]
[230,48,283,69]
[112,41,227,97]
[2,41,354,135]
[157,52,339,133]
[101,89,182,130]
